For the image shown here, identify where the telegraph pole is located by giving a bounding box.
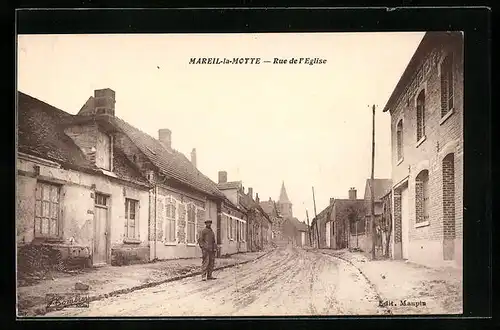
[370,104,376,260]
[312,187,320,248]
[306,209,312,247]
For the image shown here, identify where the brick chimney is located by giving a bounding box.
[218,171,227,183]
[94,88,116,116]
[330,198,335,205]
[191,148,197,168]
[248,187,253,199]
[348,187,357,200]
[158,129,171,149]
[255,193,260,203]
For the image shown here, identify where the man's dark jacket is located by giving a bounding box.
[199,227,216,252]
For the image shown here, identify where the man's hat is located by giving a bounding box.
[205,219,212,223]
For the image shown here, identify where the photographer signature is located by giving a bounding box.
[46,293,90,309]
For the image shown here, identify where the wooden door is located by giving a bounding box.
[94,193,109,265]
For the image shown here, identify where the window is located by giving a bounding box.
[440,53,454,117]
[233,218,237,240]
[165,198,177,243]
[125,199,139,239]
[34,182,60,238]
[186,204,196,244]
[396,120,403,161]
[227,216,230,239]
[236,221,240,242]
[96,132,112,170]
[415,170,430,224]
[416,90,426,142]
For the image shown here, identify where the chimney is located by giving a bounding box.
[330,198,335,205]
[158,129,172,149]
[94,88,116,116]
[218,171,227,184]
[269,197,272,201]
[248,187,253,199]
[255,193,260,203]
[191,148,197,168]
[348,187,357,200]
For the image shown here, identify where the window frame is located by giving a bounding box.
[34,181,61,239]
[96,131,112,171]
[416,90,426,144]
[186,203,197,245]
[396,119,404,164]
[440,53,455,119]
[124,198,139,240]
[164,196,177,245]
[415,170,430,228]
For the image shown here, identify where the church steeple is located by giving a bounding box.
[278,181,293,218]
[279,181,291,204]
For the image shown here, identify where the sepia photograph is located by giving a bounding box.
[16,30,464,317]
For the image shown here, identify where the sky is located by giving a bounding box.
[17,32,425,223]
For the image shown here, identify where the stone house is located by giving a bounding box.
[382,31,463,268]
[286,217,310,247]
[77,89,226,262]
[217,171,272,253]
[216,174,248,256]
[17,92,151,267]
[311,188,366,250]
[260,198,286,245]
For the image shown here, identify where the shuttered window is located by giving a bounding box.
[165,198,177,243]
[187,204,196,244]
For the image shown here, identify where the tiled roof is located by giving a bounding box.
[218,181,242,190]
[17,92,149,186]
[110,117,224,198]
[17,92,97,170]
[239,193,271,223]
[365,179,393,201]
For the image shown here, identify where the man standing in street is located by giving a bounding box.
[198,219,217,281]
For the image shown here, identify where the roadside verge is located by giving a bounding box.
[18,249,272,317]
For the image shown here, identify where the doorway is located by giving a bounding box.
[94,193,109,265]
[400,185,410,259]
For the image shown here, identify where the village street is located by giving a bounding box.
[44,246,386,317]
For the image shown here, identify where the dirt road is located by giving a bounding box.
[45,247,385,317]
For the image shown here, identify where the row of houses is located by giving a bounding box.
[311,31,463,269]
[16,88,273,268]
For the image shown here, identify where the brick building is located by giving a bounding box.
[383,31,463,268]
